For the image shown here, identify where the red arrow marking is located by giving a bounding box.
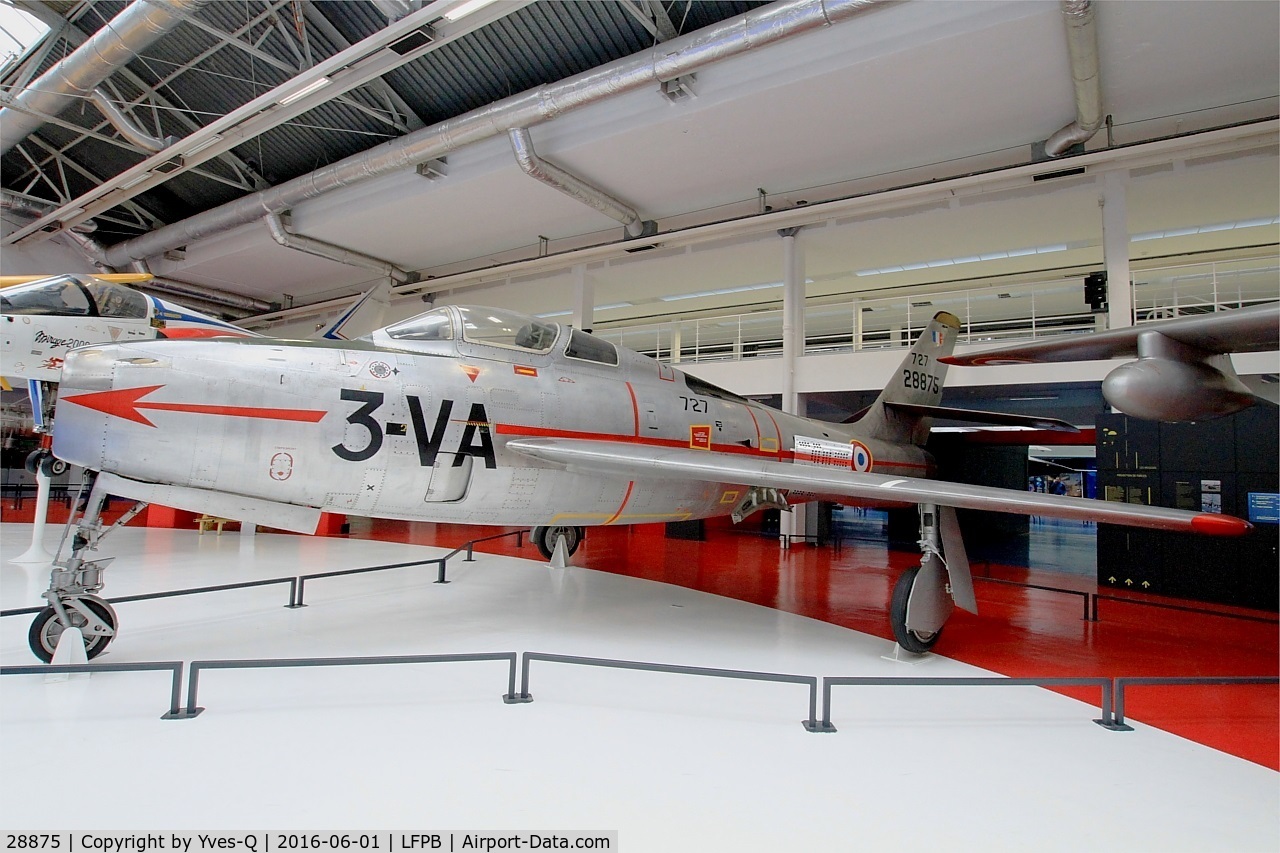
[61,385,326,428]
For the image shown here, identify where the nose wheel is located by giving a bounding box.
[28,596,117,663]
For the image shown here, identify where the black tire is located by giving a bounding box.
[39,455,68,477]
[533,525,584,560]
[890,565,941,654]
[24,450,43,474]
[28,598,116,663]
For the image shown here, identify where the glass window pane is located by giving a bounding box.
[564,328,619,365]
[386,309,453,341]
[0,277,91,316]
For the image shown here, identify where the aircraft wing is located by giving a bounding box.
[506,438,1249,536]
[941,302,1280,365]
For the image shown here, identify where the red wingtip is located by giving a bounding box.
[1190,513,1252,537]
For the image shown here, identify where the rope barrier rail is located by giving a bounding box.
[175,652,520,719]
[0,660,185,719]
[3,652,1275,733]
[1109,675,1280,731]
[512,651,823,731]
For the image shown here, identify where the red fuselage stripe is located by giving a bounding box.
[762,409,783,448]
[605,481,636,525]
[495,423,793,458]
[742,403,763,447]
[140,402,326,422]
[625,381,639,437]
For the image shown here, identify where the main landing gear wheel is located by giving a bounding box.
[890,565,941,654]
[24,449,67,477]
[532,525,584,560]
[28,597,117,663]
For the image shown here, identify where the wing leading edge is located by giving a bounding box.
[507,438,1250,536]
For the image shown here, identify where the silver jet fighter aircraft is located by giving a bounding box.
[39,305,1250,661]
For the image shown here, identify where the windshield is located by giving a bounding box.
[385,308,453,342]
[0,276,92,316]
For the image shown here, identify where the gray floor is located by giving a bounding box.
[1,523,1275,851]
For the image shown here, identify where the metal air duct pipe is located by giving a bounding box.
[129,260,273,314]
[3,192,111,269]
[0,0,212,156]
[265,213,416,283]
[508,128,654,238]
[2,192,97,233]
[89,88,178,152]
[103,0,887,269]
[1043,0,1104,157]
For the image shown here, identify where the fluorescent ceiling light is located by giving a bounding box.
[118,172,153,190]
[857,244,1069,277]
[184,134,223,156]
[278,76,332,106]
[443,0,500,21]
[534,301,632,319]
[659,279,810,302]
[1131,216,1280,242]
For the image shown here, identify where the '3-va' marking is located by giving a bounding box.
[331,389,496,468]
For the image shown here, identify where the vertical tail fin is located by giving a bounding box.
[318,281,392,340]
[855,311,961,446]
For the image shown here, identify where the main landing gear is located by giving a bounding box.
[27,474,147,663]
[24,448,68,477]
[531,525,585,560]
[888,503,978,655]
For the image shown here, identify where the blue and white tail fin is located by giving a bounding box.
[853,311,961,446]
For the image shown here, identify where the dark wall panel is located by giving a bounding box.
[1097,408,1278,611]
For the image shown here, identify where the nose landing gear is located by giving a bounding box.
[27,474,146,662]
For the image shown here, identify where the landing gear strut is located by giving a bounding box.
[27,474,146,662]
[888,503,978,654]
[532,525,584,560]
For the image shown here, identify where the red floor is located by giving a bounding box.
[7,497,1277,770]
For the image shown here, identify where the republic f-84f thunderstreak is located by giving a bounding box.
[36,305,1249,662]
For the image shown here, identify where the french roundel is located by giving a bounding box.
[849,441,873,472]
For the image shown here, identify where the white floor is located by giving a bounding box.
[1,522,1276,851]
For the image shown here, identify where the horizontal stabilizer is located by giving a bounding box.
[884,402,1079,432]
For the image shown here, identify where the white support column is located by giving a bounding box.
[780,227,804,416]
[570,264,593,331]
[670,323,682,363]
[1102,169,1133,331]
[779,227,806,541]
[852,299,863,351]
[12,469,55,563]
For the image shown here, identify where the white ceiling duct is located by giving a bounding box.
[508,127,654,239]
[1044,0,1104,157]
[101,0,889,270]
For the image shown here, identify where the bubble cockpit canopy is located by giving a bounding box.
[0,275,149,319]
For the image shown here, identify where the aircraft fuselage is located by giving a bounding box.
[52,317,932,529]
